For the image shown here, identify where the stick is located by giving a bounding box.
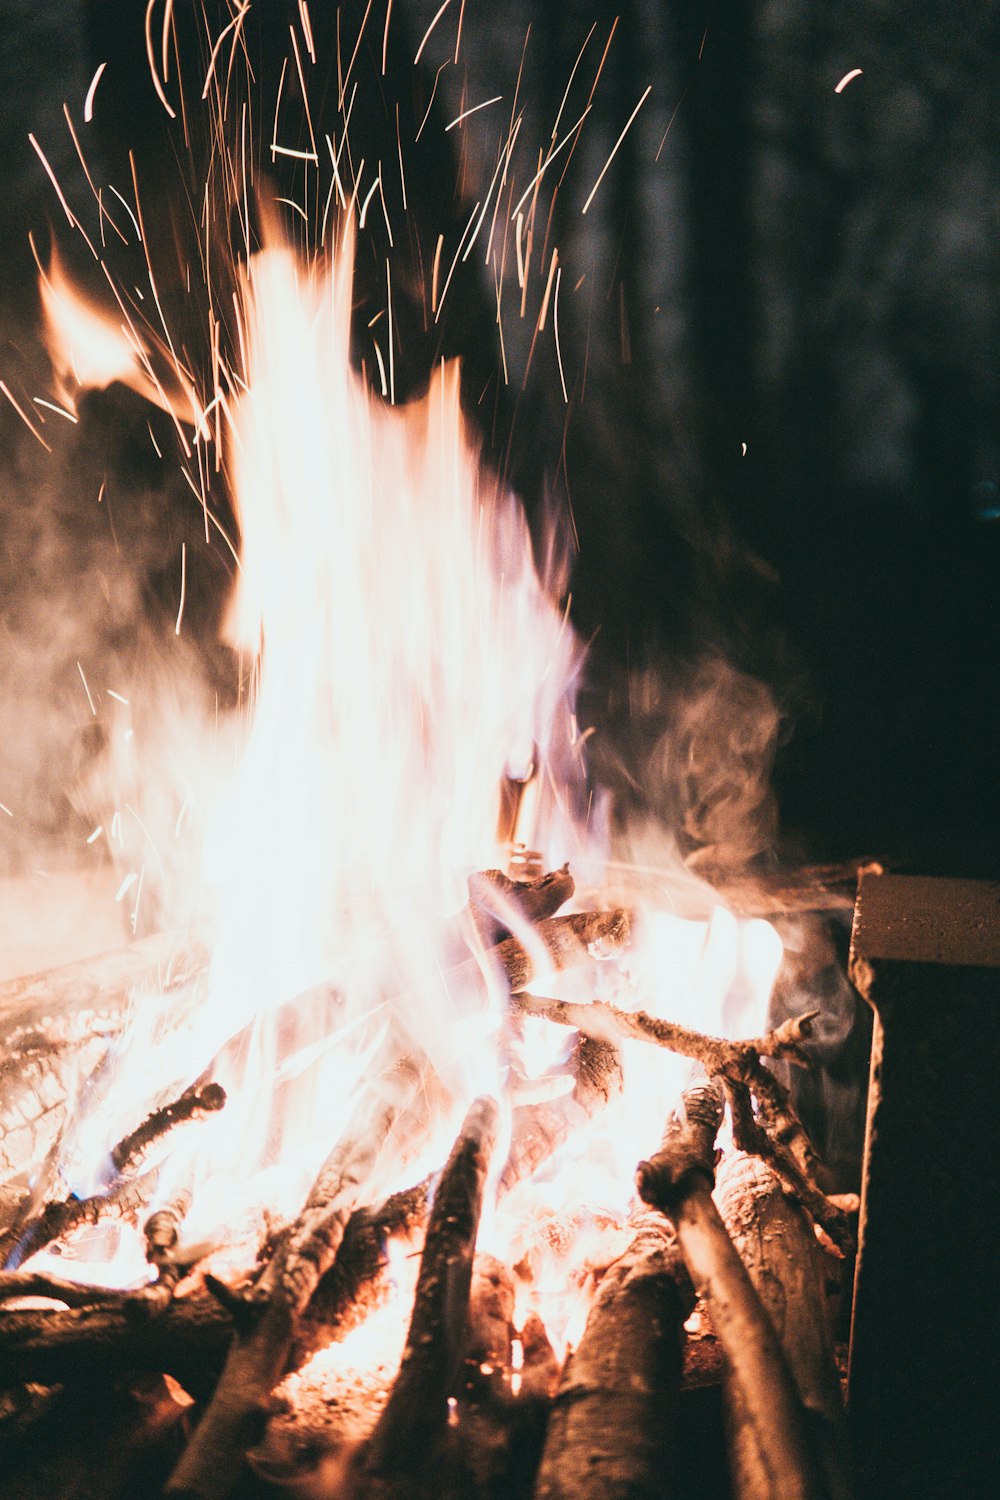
[364,1096,500,1479]
[1,1169,160,1271]
[715,1152,852,1500]
[166,1105,398,1500]
[0,1272,137,1308]
[636,1081,825,1500]
[534,1212,694,1500]
[110,1083,226,1175]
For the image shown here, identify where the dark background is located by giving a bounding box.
[1,1,998,880]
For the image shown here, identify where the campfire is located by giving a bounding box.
[0,11,867,1500]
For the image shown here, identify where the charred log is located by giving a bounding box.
[363,1096,500,1482]
[636,1080,824,1500]
[715,1152,851,1500]
[467,867,576,945]
[534,1212,694,1500]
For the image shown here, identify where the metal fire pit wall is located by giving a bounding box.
[848,873,1000,1500]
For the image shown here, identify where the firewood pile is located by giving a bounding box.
[0,865,859,1500]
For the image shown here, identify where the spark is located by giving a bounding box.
[77,662,97,716]
[275,195,309,223]
[415,0,455,66]
[553,264,568,404]
[0,381,52,451]
[289,22,319,161]
[339,0,374,111]
[509,106,590,220]
[582,85,652,215]
[202,3,251,101]
[271,145,319,162]
[386,257,396,404]
[655,87,689,161]
[537,247,558,331]
[28,134,76,229]
[431,233,444,314]
[106,690,130,706]
[130,867,144,933]
[108,184,142,242]
[382,0,394,74]
[416,61,448,142]
[125,804,165,877]
[271,56,289,163]
[395,102,408,209]
[86,826,103,844]
[144,0,177,118]
[0,803,12,819]
[83,63,107,123]
[445,95,502,132]
[372,339,389,397]
[433,201,481,322]
[147,421,163,457]
[455,0,467,63]
[464,116,522,265]
[298,0,316,63]
[358,173,381,228]
[835,68,863,93]
[175,541,187,635]
[33,397,78,423]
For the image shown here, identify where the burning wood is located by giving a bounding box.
[535,1212,694,1500]
[637,1080,825,1500]
[362,1097,500,1486]
[511,990,851,1252]
[714,1152,851,1500]
[166,1099,403,1500]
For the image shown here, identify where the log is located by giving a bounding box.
[534,1212,694,1500]
[1,1169,160,1271]
[0,1182,430,1392]
[500,1034,623,1194]
[467,867,576,945]
[602,857,881,920]
[363,1096,500,1481]
[165,1103,399,1500]
[636,1080,825,1500]
[461,909,630,998]
[714,1152,851,1500]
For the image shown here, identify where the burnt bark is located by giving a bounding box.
[714,1152,851,1500]
[534,1213,694,1500]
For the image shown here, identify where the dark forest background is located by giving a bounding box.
[1,0,998,882]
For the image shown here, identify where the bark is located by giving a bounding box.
[467,867,576,945]
[458,909,630,998]
[364,1096,500,1481]
[715,1152,851,1500]
[636,1081,826,1500]
[534,1213,694,1500]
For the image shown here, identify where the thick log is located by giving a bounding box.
[636,1080,825,1500]
[534,1212,694,1500]
[364,1096,500,1481]
[603,858,881,920]
[715,1152,851,1500]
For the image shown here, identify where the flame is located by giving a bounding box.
[22,81,788,1363]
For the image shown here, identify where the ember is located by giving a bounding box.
[0,9,858,1500]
